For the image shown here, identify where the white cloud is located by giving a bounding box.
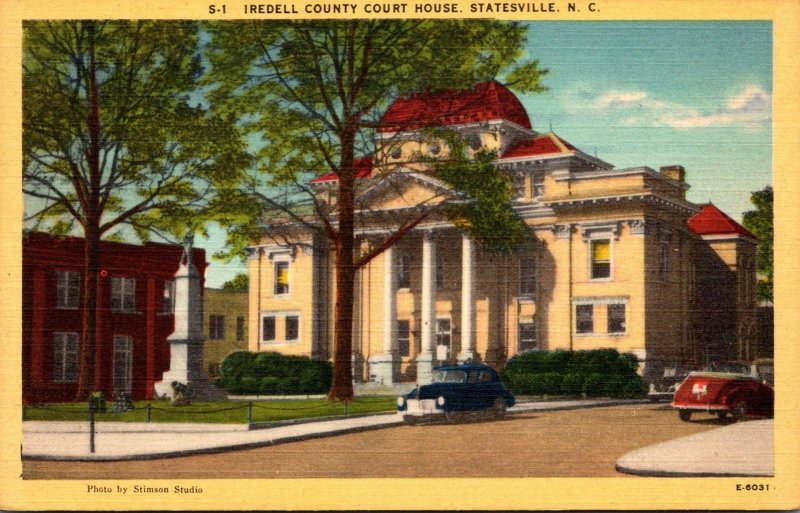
[569,85,771,130]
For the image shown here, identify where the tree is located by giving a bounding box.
[23,20,250,399]
[742,185,773,302]
[204,20,547,400]
[221,272,249,292]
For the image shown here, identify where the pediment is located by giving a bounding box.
[355,171,458,212]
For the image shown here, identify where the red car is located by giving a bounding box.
[671,367,774,422]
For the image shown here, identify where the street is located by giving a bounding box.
[23,404,723,479]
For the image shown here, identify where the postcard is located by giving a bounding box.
[1,0,798,510]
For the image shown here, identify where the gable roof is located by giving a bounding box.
[688,204,758,240]
[309,157,373,184]
[379,80,531,133]
[500,132,578,159]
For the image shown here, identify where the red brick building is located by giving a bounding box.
[22,232,206,403]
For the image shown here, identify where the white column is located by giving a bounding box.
[382,245,397,354]
[458,234,477,362]
[368,245,398,385]
[417,231,436,384]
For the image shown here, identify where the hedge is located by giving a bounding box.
[216,351,333,395]
[502,349,646,398]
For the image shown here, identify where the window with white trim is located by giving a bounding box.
[111,276,136,312]
[112,335,133,394]
[519,257,537,296]
[518,321,537,351]
[397,320,410,357]
[590,239,611,279]
[262,315,276,343]
[274,261,290,296]
[576,304,594,334]
[397,254,411,289]
[608,303,626,334]
[56,271,80,309]
[53,332,79,383]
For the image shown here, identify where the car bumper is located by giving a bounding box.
[671,401,728,412]
[401,399,443,418]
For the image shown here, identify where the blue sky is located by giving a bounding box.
[201,20,772,287]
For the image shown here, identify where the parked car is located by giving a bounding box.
[647,365,691,402]
[671,362,774,422]
[397,363,515,423]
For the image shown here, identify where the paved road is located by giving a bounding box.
[23,404,722,479]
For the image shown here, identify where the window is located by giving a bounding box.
[274,261,290,295]
[111,276,136,312]
[608,304,626,334]
[56,271,80,309]
[390,146,402,160]
[436,255,444,290]
[209,315,225,340]
[262,315,276,343]
[236,316,245,342]
[113,335,133,394]
[533,172,545,199]
[162,280,175,313]
[590,239,611,279]
[436,318,451,348]
[53,332,79,383]
[518,321,537,351]
[397,320,410,357]
[429,142,441,156]
[468,133,482,151]
[576,304,594,334]
[398,254,411,288]
[659,237,670,282]
[519,257,537,296]
[285,315,299,341]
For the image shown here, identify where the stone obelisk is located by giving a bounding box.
[154,233,226,401]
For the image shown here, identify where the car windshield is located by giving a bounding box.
[432,370,467,384]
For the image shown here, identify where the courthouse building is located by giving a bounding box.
[247,80,759,384]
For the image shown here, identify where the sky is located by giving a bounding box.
[199,20,772,288]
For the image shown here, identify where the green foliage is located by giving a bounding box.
[221,273,249,292]
[502,349,646,398]
[220,351,333,395]
[742,185,773,302]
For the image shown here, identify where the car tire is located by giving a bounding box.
[732,399,748,422]
[717,411,728,421]
[678,409,692,422]
[492,397,507,419]
[444,409,459,423]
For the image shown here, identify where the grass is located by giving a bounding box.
[23,397,397,424]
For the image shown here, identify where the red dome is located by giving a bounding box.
[379,80,531,133]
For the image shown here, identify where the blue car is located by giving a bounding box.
[397,363,515,423]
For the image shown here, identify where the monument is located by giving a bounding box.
[154,233,226,401]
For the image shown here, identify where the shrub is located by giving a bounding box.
[219,351,333,395]
[582,373,607,397]
[560,373,583,395]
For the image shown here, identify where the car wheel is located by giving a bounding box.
[444,409,459,423]
[492,397,507,419]
[732,399,748,422]
[678,409,692,422]
[717,411,728,421]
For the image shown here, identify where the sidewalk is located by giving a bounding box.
[615,419,773,477]
[22,398,631,461]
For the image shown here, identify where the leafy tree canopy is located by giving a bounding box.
[221,272,249,292]
[742,185,773,302]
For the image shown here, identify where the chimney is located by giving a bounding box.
[660,165,685,183]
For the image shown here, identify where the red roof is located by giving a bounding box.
[379,80,531,133]
[501,132,577,159]
[688,204,758,240]
[309,157,373,184]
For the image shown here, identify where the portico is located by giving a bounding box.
[366,228,482,385]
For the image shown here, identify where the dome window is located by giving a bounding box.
[468,133,482,151]
[390,147,402,160]
[429,142,441,156]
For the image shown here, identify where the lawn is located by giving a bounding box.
[23,397,397,424]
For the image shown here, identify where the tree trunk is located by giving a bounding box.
[75,20,103,401]
[76,226,101,400]
[328,131,357,401]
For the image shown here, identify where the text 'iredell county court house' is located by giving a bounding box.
[247,80,760,385]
